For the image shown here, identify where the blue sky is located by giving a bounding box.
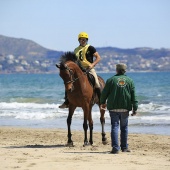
[0,0,170,51]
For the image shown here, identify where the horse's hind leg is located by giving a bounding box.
[100,108,107,145]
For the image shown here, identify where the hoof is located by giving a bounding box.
[83,141,91,147]
[66,142,74,147]
[102,139,108,145]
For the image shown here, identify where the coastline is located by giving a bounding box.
[0,126,170,170]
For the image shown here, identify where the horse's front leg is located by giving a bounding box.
[100,107,107,145]
[88,106,93,145]
[66,105,76,146]
[83,118,88,146]
[83,105,93,146]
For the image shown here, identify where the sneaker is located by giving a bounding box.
[122,148,131,152]
[59,103,69,109]
[110,148,119,154]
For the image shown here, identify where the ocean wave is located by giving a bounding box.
[9,97,51,104]
[129,115,170,124]
[138,102,170,112]
[129,123,170,127]
[0,102,109,120]
[0,102,170,121]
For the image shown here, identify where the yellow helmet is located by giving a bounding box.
[78,32,88,40]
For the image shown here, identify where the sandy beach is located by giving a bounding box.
[0,127,169,170]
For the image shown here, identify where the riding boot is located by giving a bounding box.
[95,88,101,104]
[59,91,69,109]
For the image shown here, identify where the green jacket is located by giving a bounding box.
[100,74,138,111]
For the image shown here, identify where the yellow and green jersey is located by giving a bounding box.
[74,44,96,68]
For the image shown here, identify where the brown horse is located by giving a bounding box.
[56,52,107,146]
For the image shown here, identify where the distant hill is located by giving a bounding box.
[0,34,170,73]
[1,34,170,61]
[96,47,170,60]
[0,35,63,60]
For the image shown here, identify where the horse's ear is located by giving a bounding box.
[56,64,60,68]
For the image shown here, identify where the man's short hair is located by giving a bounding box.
[116,63,127,74]
[116,63,127,70]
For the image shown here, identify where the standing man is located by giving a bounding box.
[59,32,101,108]
[100,63,138,154]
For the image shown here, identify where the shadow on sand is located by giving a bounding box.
[3,144,66,149]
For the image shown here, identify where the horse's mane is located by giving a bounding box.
[59,52,85,71]
[60,52,77,63]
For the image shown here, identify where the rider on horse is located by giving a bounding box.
[59,32,102,108]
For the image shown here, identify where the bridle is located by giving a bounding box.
[61,64,87,92]
[65,63,90,82]
[63,64,76,85]
[57,62,91,92]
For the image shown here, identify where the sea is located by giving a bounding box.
[0,72,170,136]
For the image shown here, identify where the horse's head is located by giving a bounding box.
[56,61,75,92]
[56,52,84,92]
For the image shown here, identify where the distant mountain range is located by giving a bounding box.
[0,34,170,73]
[0,35,63,60]
[97,46,170,60]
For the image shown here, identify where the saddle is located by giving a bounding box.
[86,72,101,105]
[79,64,100,104]
[87,72,95,88]
[76,60,95,87]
